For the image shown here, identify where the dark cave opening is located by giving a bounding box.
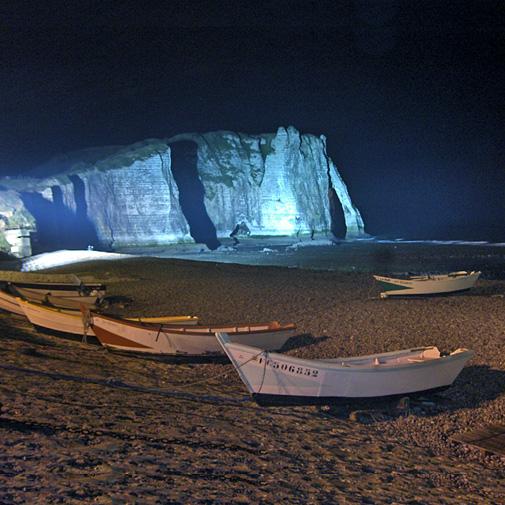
[20,179,99,253]
[68,175,101,248]
[328,187,347,239]
[170,141,220,250]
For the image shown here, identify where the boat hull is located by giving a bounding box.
[216,335,473,403]
[18,299,95,336]
[91,314,296,356]
[0,289,25,316]
[252,386,451,406]
[12,286,100,309]
[18,300,198,338]
[7,279,106,297]
[373,271,480,298]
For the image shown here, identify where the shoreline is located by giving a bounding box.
[6,240,505,279]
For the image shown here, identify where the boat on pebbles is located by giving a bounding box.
[89,313,297,357]
[216,332,473,405]
[9,283,106,309]
[0,272,107,309]
[373,271,480,298]
[16,298,199,338]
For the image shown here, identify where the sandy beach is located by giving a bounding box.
[1,248,505,504]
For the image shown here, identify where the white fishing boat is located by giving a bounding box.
[90,313,297,356]
[0,289,25,316]
[373,271,480,298]
[17,299,199,337]
[17,298,97,336]
[216,332,473,405]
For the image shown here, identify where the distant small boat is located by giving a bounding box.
[216,332,473,405]
[0,289,25,316]
[373,271,480,298]
[17,299,199,337]
[90,313,296,356]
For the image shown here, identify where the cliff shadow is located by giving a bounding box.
[68,175,101,249]
[170,140,220,250]
[328,188,346,239]
[20,179,99,253]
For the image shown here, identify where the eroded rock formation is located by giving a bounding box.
[170,126,365,239]
[0,189,36,256]
[0,127,366,255]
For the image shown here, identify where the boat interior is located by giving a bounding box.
[318,347,470,368]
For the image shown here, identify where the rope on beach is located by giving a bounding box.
[0,350,266,403]
[173,350,265,389]
[0,362,268,407]
[0,363,247,405]
[0,381,317,423]
[0,414,261,455]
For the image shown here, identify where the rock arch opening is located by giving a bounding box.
[170,141,220,250]
[328,187,347,239]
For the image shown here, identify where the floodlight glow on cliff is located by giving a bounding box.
[259,199,302,235]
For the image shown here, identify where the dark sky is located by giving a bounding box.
[1,0,504,240]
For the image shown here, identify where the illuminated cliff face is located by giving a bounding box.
[79,148,191,248]
[0,127,366,253]
[0,190,35,256]
[170,126,366,240]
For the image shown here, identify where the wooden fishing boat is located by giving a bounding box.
[373,271,480,298]
[9,282,106,309]
[5,277,106,297]
[17,299,199,337]
[89,313,297,356]
[0,288,25,316]
[17,298,97,336]
[216,332,473,405]
[10,286,102,309]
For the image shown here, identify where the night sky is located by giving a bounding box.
[1,1,504,241]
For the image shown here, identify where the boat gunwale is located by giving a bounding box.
[17,299,198,324]
[8,281,106,292]
[92,312,296,335]
[223,341,473,373]
[16,298,87,318]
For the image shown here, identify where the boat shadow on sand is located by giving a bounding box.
[470,284,505,297]
[0,315,61,348]
[320,365,505,424]
[280,333,329,352]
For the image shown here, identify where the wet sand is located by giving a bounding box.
[1,250,505,503]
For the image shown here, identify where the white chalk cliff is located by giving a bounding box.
[0,127,366,255]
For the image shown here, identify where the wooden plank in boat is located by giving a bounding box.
[452,424,505,456]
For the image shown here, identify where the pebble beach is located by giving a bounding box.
[1,244,505,504]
